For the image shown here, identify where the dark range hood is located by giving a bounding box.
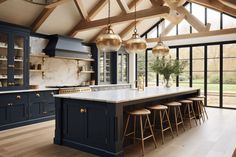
[43,35,90,59]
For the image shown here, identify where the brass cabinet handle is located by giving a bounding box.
[36,93,40,97]
[80,108,87,113]
[43,111,47,114]
[16,95,21,99]
[8,65,15,68]
[51,92,54,96]
[7,103,13,106]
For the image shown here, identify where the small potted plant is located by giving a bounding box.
[151,57,187,87]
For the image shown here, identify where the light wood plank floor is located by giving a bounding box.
[0,108,236,157]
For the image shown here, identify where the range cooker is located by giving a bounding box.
[46,85,91,94]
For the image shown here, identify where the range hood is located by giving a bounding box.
[43,35,90,59]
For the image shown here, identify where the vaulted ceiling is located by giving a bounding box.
[0,0,235,43]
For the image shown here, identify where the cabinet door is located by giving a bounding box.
[63,100,86,143]
[85,103,108,148]
[0,31,10,88]
[0,103,10,125]
[29,92,43,119]
[12,34,27,87]
[42,91,56,116]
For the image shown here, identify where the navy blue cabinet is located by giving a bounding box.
[62,99,108,150]
[0,22,30,91]
[0,90,58,130]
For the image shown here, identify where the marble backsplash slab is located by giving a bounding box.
[29,37,91,87]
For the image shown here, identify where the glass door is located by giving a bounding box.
[0,32,9,88]
[13,35,25,87]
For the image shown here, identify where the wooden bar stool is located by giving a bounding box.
[165,102,185,136]
[179,100,198,128]
[147,105,174,144]
[188,97,208,124]
[123,109,157,156]
[197,95,208,120]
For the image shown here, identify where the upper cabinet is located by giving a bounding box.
[0,23,30,91]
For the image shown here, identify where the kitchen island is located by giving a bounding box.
[54,87,200,157]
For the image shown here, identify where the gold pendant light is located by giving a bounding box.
[125,0,147,53]
[96,0,122,52]
[152,39,169,57]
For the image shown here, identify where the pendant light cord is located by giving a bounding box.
[108,0,111,27]
[134,1,137,34]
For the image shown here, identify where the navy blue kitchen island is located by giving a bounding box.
[54,87,200,157]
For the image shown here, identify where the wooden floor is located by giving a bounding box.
[0,108,236,157]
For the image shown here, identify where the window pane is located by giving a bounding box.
[192,46,205,95]
[147,27,157,38]
[207,45,220,107]
[123,54,128,82]
[147,50,156,86]
[179,47,190,87]
[223,44,236,108]
[117,54,122,82]
[223,14,236,29]
[207,8,221,30]
[137,53,146,82]
[192,3,205,24]
[178,19,190,35]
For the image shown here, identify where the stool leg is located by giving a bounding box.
[200,102,205,122]
[153,110,156,130]
[165,109,174,138]
[187,104,192,128]
[133,116,136,144]
[122,115,130,144]
[174,107,179,136]
[146,115,158,148]
[140,116,145,156]
[191,103,198,126]
[159,110,164,144]
[178,106,185,132]
[196,102,201,125]
[201,101,208,120]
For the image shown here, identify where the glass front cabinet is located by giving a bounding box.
[0,24,30,90]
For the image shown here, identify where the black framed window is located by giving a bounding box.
[147,50,157,86]
[178,47,190,87]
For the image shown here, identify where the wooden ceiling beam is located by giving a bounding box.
[161,14,185,36]
[0,0,7,4]
[74,0,88,21]
[31,7,56,32]
[45,0,69,8]
[189,0,236,17]
[150,0,164,6]
[218,0,236,9]
[89,0,143,42]
[76,6,170,32]
[164,0,187,9]
[146,27,236,42]
[176,6,211,32]
[68,0,108,37]
[117,0,131,13]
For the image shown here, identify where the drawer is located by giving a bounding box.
[0,93,27,105]
[29,92,44,103]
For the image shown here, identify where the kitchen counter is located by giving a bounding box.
[0,88,59,94]
[55,86,199,103]
[54,87,200,157]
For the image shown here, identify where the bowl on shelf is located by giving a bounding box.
[29,85,39,89]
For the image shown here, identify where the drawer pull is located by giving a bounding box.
[36,93,40,97]
[16,95,21,99]
[80,108,87,113]
[43,111,47,114]
[51,92,54,96]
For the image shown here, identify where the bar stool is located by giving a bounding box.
[123,109,157,156]
[197,95,208,120]
[179,100,198,128]
[188,97,208,125]
[147,105,174,144]
[165,102,185,136]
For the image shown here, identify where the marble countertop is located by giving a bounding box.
[54,87,199,103]
[0,88,59,94]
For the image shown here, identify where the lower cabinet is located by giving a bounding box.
[63,99,108,149]
[0,90,58,130]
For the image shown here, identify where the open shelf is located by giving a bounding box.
[30,53,94,61]
[80,71,95,73]
[30,70,44,72]
[0,58,7,61]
